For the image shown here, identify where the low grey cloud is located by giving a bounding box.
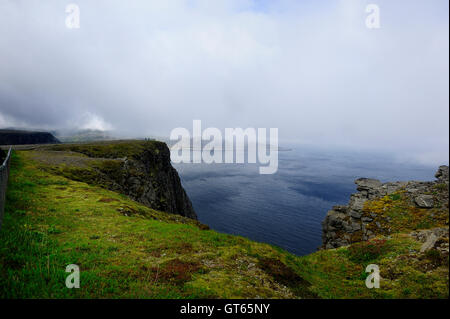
[0,0,448,165]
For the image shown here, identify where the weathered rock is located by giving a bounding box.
[350,222,361,231]
[435,166,449,184]
[355,178,382,191]
[385,182,408,194]
[117,143,197,219]
[361,216,373,223]
[420,233,438,252]
[348,195,367,211]
[350,211,362,219]
[410,228,449,253]
[322,165,449,249]
[414,195,434,208]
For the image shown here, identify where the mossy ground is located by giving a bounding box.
[0,151,314,298]
[0,150,448,299]
[44,140,163,159]
[362,191,448,234]
[297,234,448,298]
[299,187,448,299]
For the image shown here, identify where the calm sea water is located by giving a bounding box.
[172,146,437,256]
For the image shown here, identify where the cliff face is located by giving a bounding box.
[37,140,197,219]
[0,129,60,145]
[322,166,449,249]
[118,143,197,219]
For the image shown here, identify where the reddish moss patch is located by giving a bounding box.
[175,242,194,254]
[157,259,202,285]
[258,258,318,299]
[198,223,210,231]
[149,250,162,258]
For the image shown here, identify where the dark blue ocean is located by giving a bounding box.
[172,146,437,256]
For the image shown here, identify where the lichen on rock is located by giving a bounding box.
[322,166,449,249]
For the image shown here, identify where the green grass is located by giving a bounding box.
[0,150,448,299]
[296,234,448,299]
[0,151,314,298]
[44,140,164,159]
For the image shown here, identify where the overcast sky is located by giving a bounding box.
[0,0,448,165]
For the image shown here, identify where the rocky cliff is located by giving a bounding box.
[0,129,60,145]
[37,140,197,219]
[322,165,449,249]
[119,142,197,219]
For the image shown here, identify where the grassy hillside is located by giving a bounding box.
[0,151,316,298]
[0,149,448,299]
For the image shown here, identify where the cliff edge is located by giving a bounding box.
[32,140,197,219]
[322,166,449,249]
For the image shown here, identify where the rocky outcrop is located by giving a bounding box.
[410,227,449,253]
[322,166,449,249]
[0,129,60,145]
[435,165,449,184]
[43,141,197,219]
[117,143,197,219]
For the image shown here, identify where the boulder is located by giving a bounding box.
[414,195,434,208]
[435,166,449,184]
[355,178,382,191]
[420,233,438,253]
[410,228,449,253]
[348,195,367,211]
